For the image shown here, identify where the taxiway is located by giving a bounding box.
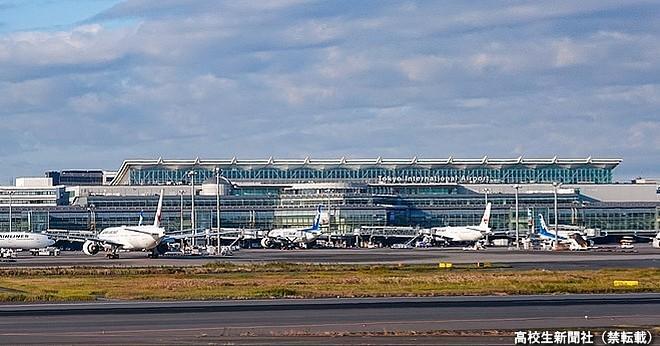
[2,245,658,270]
[0,294,657,345]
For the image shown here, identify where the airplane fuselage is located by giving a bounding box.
[98,226,164,251]
[0,232,55,250]
[265,228,319,244]
[428,226,488,242]
[261,206,326,248]
[537,229,582,242]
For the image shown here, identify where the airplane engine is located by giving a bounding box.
[260,237,272,248]
[82,240,101,256]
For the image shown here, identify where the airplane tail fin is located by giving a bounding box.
[479,202,491,229]
[311,205,323,231]
[153,189,164,227]
[537,214,548,234]
[537,214,564,240]
[138,210,144,226]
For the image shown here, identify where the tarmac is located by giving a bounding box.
[0,294,657,345]
[2,244,659,269]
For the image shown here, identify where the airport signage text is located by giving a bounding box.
[377,175,493,184]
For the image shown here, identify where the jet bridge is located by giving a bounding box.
[346,226,419,247]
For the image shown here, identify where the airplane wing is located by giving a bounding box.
[166,228,208,237]
[124,227,162,237]
[167,229,246,239]
[47,233,124,247]
[161,230,233,242]
[426,228,458,242]
[162,234,193,241]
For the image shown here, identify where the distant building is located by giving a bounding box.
[0,177,66,207]
[46,170,116,186]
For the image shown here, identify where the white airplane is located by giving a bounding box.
[0,232,56,257]
[73,190,169,259]
[536,214,591,250]
[260,206,327,249]
[420,203,492,245]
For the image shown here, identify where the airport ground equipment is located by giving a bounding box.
[30,247,60,256]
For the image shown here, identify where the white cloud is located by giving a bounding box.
[553,39,587,67]
[596,84,660,105]
[627,121,660,149]
[400,55,452,81]
[67,92,112,114]
[455,98,490,109]
[0,0,659,180]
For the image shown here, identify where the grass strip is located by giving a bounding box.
[0,263,657,302]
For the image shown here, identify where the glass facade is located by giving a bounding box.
[3,188,656,238]
[1,157,655,242]
[115,157,621,185]
[127,165,615,185]
[46,170,105,186]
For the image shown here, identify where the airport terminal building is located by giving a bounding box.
[1,157,659,244]
[112,156,619,186]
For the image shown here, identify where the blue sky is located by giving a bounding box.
[0,1,121,33]
[0,0,659,183]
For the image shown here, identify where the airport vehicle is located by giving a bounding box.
[391,243,413,249]
[620,236,635,250]
[30,247,61,256]
[536,214,591,250]
[0,249,16,258]
[0,232,56,258]
[260,206,326,249]
[68,190,170,259]
[419,203,492,245]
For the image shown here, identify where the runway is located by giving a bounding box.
[3,245,659,270]
[0,294,658,345]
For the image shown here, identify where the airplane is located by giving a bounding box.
[260,206,327,249]
[63,189,170,259]
[652,231,660,249]
[0,232,56,258]
[419,203,492,247]
[536,214,592,250]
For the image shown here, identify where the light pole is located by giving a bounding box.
[8,191,14,233]
[513,184,520,250]
[326,188,331,232]
[91,204,96,234]
[87,203,96,235]
[214,167,221,255]
[552,182,562,248]
[214,168,232,256]
[178,189,185,232]
[571,201,578,225]
[187,170,197,246]
[481,188,491,247]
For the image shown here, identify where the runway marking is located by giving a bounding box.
[1,314,658,336]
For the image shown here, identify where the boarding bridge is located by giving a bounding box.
[351,226,419,238]
[47,229,97,239]
[340,226,419,247]
[207,228,266,240]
